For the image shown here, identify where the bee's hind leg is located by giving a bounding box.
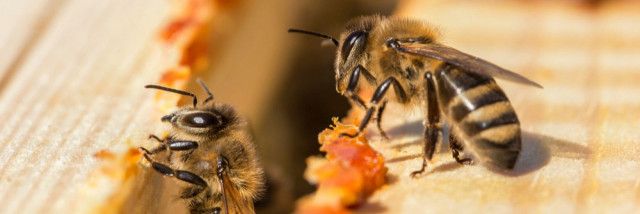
[449,132,474,165]
[411,72,439,178]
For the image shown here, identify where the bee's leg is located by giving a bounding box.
[166,141,199,151]
[449,132,474,165]
[341,77,408,138]
[140,134,168,155]
[344,65,374,109]
[141,153,208,187]
[375,101,390,139]
[411,72,440,177]
[142,135,198,162]
[147,135,199,152]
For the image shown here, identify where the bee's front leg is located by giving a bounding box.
[142,135,199,162]
[344,65,372,109]
[141,153,208,187]
[141,134,169,155]
[341,77,408,138]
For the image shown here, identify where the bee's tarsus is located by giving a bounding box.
[148,134,164,142]
[376,101,389,140]
[410,159,428,178]
[139,147,153,155]
[449,133,474,165]
[144,136,169,154]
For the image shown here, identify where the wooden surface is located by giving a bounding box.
[0,0,302,213]
[352,1,640,213]
[0,1,168,213]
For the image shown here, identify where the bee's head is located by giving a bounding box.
[333,16,382,94]
[288,16,382,94]
[161,106,236,136]
[146,79,239,136]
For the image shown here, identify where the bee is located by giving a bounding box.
[289,15,542,176]
[140,79,264,213]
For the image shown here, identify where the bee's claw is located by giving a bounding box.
[410,159,428,178]
[139,147,152,154]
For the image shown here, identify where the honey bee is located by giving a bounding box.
[289,15,542,176]
[141,79,264,213]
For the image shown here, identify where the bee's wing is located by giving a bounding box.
[400,42,543,88]
[219,171,255,214]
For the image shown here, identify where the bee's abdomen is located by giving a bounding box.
[434,63,521,169]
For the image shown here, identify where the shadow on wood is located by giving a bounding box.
[378,119,590,177]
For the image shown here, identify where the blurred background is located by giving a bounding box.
[1,0,640,213]
[182,0,398,213]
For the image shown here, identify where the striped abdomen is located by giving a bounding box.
[434,63,521,169]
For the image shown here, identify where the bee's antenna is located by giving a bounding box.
[145,85,198,107]
[197,78,214,104]
[288,29,339,47]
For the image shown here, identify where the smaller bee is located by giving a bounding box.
[290,15,541,176]
[141,79,264,214]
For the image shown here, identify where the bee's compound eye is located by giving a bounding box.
[341,30,367,61]
[182,112,220,128]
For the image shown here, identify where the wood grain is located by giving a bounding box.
[0,0,169,213]
[351,1,640,213]
[0,0,302,213]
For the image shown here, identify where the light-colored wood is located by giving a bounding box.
[0,0,211,213]
[352,1,640,213]
[0,0,302,212]
[0,1,170,213]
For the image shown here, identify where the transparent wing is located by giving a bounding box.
[218,168,255,214]
[400,42,543,88]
